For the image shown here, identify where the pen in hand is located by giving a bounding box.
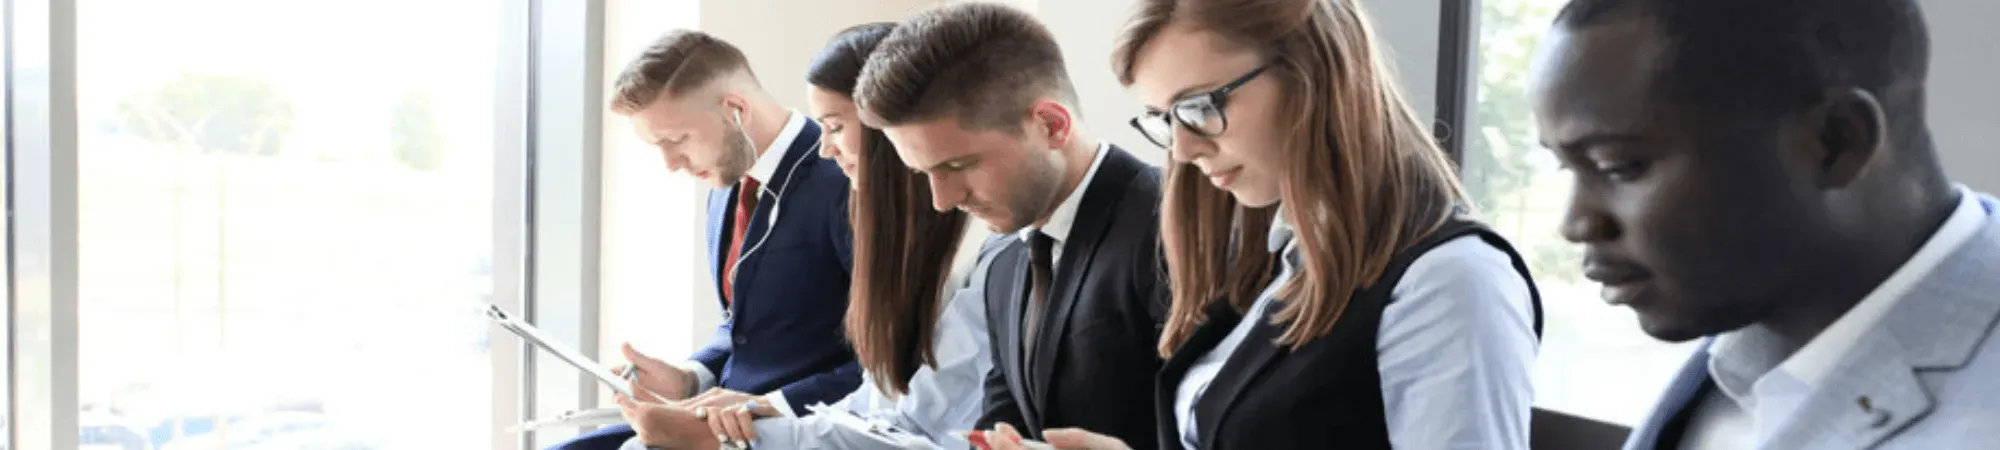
[619,365,654,402]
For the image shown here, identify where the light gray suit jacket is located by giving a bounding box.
[1624,193,2000,450]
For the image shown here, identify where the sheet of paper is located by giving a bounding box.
[509,407,627,433]
[486,304,634,397]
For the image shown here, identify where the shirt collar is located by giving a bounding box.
[745,111,808,184]
[1018,143,1110,244]
[1267,207,1295,252]
[1707,184,1988,404]
[1267,206,1303,271]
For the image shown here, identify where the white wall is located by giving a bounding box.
[1920,0,2000,192]
[702,0,943,109]
[1016,0,1162,164]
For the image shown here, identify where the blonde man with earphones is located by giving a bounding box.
[550,29,859,450]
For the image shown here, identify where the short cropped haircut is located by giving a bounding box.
[1555,0,1930,125]
[853,2,1077,131]
[609,30,755,114]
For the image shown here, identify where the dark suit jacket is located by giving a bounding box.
[694,119,859,415]
[975,146,1171,449]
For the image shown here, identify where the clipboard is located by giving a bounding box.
[485,304,635,397]
[507,407,626,433]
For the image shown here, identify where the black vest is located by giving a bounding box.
[1154,218,1544,449]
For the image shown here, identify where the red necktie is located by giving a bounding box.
[722,178,760,306]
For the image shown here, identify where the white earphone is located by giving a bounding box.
[724,106,823,293]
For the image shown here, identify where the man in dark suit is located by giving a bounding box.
[559,29,859,450]
[852,3,1171,449]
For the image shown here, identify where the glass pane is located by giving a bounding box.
[76,1,502,448]
[2,10,10,448]
[1467,0,1699,425]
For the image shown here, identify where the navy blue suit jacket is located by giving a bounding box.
[694,120,859,415]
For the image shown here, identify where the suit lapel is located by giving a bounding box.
[707,188,733,304]
[1762,335,1931,450]
[1623,340,1715,450]
[1762,219,2000,450]
[1027,147,1141,417]
[978,240,1038,427]
[998,243,1040,426]
[1194,305,1287,450]
[1158,303,1246,390]
[1155,303,1246,438]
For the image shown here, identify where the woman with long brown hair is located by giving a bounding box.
[981,1,1541,449]
[618,22,1002,450]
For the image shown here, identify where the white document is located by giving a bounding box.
[807,402,888,434]
[508,407,627,433]
[485,303,634,397]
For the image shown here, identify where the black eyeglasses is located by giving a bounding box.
[1128,64,1270,148]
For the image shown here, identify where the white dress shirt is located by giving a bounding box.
[1174,209,1540,450]
[674,111,810,396]
[1015,143,1110,266]
[1681,185,1989,450]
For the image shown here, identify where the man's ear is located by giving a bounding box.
[1803,87,1887,189]
[1028,99,1075,148]
[713,87,751,120]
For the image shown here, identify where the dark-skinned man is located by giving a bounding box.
[1529,0,2000,448]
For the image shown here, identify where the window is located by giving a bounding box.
[1,13,11,448]
[75,0,505,448]
[1466,0,1699,425]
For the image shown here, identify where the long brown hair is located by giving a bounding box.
[810,23,970,396]
[1113,0,1470,357]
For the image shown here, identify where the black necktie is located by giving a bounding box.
[1023,231,1056,363]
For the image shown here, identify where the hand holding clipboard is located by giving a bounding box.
[484,304,634,397]
[485,304,694,403]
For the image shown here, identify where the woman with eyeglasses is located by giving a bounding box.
[978,1,1541,449]
[617,23,1002,450]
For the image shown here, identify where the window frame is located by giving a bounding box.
[1437,0,1477,167]
[8,0,84,448]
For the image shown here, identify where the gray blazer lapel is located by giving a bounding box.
[1761,335,1932,450]
[1764,218,2000,450]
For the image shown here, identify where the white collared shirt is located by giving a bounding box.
[1682,184,1989,450]
[674,110,811,397]
[1014,143,1111,267]
[744,111,810,185]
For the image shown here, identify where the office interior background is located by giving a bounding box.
[1,0,1993,448]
